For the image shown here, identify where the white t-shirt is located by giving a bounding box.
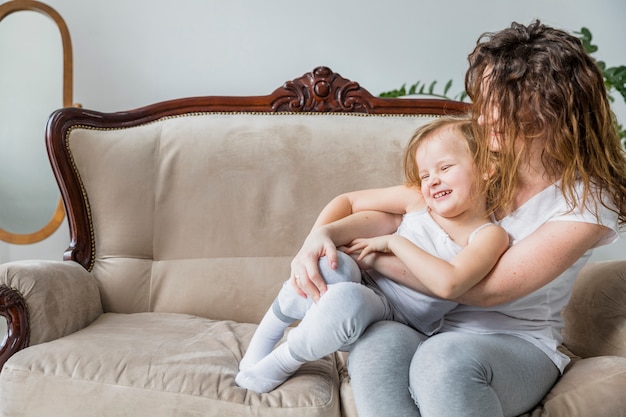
[442,181,619,372]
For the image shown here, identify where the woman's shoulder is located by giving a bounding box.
[499,179,619,244]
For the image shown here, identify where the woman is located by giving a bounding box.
[290,20,626,417]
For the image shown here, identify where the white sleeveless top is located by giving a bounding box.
[369,207,494,335]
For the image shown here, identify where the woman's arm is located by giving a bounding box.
[456,221,611,306]
[347,224,510,299]
[312,185,423,229]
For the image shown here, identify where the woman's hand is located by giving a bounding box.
[290,211,402,302]
[290,227,338,302]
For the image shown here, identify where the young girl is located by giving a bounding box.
[235,116,509,393]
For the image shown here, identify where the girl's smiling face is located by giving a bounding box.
[416,126,477,218]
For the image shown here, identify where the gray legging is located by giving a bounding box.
[273,251,396,361]
[347,320,560,417]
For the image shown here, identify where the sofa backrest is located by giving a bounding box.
[47,67,468,324]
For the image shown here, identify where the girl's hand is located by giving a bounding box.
[346,235,395,260]
[339,246,377,270]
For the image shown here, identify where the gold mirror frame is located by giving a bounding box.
[0,0,72,244]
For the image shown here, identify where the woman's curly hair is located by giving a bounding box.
[466,20,626,226]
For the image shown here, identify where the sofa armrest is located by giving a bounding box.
[0,260,103,368]
[562,260,626,358]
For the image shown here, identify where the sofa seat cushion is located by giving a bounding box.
[519,356,626,417]
[0,312,340,417]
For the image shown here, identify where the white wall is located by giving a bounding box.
[1,0,625,262]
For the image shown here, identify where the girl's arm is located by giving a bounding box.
[352,252,436,296]
[456,221,611,306]
[348,224,510,299]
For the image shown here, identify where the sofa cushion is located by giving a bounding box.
[0,313,340,417]
[562,260,626,358]
[519,356,626,417]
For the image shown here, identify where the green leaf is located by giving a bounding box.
[576,27,598,54]
[428,81,437,94]
[379,84,407,98]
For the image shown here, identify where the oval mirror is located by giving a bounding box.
[0,0,72,244]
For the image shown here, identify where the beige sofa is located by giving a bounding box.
[0,67,624,417]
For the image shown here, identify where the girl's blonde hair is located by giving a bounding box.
[466,20,626,225]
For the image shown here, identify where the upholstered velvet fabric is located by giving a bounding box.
[517,355,626,417]
[0,260,102,345]
[562,260,626,358]
[1,313,339,416]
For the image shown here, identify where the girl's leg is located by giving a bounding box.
[286,281,391,360]
[410,332,559,417]
[347,321,427,417]
[239,251,361,371]
[276,251,362,321]
[236,281,391,393]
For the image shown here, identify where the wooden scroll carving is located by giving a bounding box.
[0,285,29,371]
[271,66,372,113]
